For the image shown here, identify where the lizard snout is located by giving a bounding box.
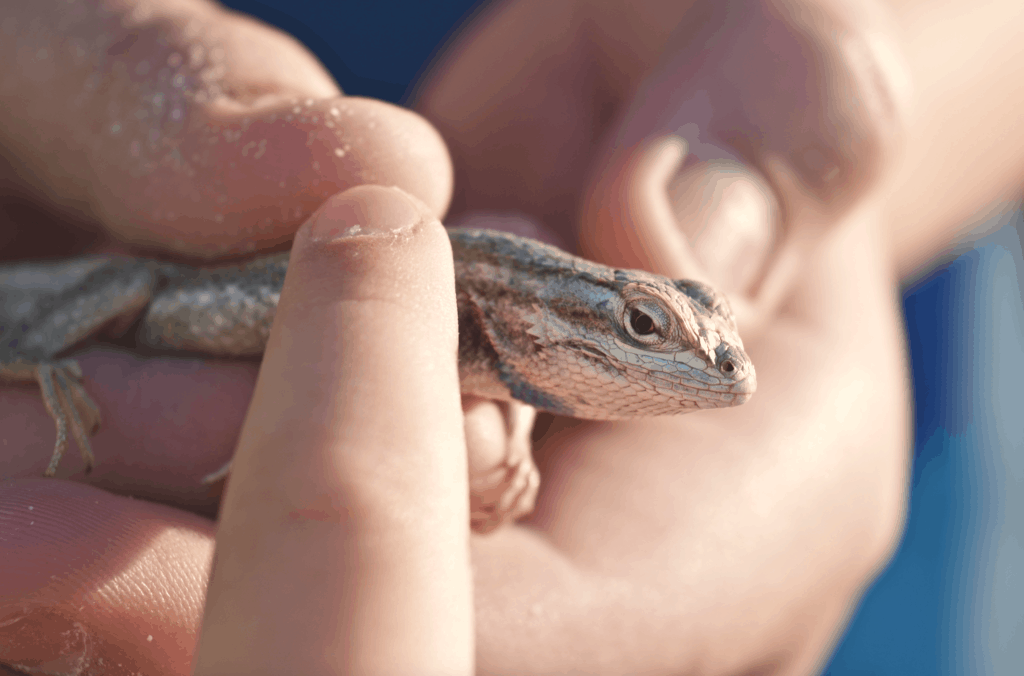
[728,370,757,402]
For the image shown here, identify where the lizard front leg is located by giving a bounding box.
[465,399,540,533]
[0,258,155,475]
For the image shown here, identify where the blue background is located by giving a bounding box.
[823,218,1024,675]
[222,1,1024,672]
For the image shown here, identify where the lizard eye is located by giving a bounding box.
[623,299,672,346]
[629,309,656,335]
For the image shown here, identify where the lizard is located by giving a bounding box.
[0,228,756,532]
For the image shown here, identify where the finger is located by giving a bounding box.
[579,0,910,329]
[0,0,452,258]
[193,185,472,674]
[580,135,778,289]
[0,479,215,675]
[580,136,780,333]
[600,0,907,213]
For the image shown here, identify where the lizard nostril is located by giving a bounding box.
[720,359,736,375]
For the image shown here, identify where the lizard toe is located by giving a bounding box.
[468,401,539,534]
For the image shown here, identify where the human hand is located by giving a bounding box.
[412,2,914,674]
[415,0,909,328]
[0,0,451,260]
[1,1,917,674]
[2,186,475,675]
[2,2,478,673]
[0,0,457,504]
[193,185,473,675]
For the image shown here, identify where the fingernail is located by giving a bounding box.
[670,161,776,292]
[308,185,422,241]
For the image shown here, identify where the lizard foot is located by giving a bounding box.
[467,400,540,534]
[35,360,100,476]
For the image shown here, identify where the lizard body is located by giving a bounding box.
[0,229,755,479]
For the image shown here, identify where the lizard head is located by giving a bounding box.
[506,268,757,419]
[448,227,755,419]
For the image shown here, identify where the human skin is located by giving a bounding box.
[2,2,476,675]
[2,1,1023,676]
[416,0,1024,281]
[189,186,475,675]
[415,1,1024,673]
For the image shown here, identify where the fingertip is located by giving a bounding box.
[285,185,456,330]
[231,182,462,494]
[96,92,451,257]
[302,184,428,242]
[144,99,452,257]
[273,183,458,359]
